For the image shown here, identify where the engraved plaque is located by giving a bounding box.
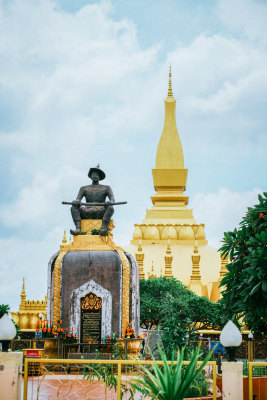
[81,310,102,343]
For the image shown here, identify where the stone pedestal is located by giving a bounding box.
[222,362,243,400]
[47,220,139,343]
[0,352,23,400]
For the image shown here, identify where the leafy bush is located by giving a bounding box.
[183,371,208,398]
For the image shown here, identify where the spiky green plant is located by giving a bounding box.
[130,343,215,400]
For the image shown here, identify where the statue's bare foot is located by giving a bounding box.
[99,227,108,236]
[70,228,82,236]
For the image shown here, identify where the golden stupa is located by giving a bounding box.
[127,68,227,301]
[11,278,47,330]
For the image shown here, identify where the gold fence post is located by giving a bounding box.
[117,361,121,400]
[248,341,253,362]
[248,362,253,400]
[212,362,216,400]
[23,358,29,400]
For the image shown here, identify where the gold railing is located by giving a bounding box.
[23,358,217,400]
[248,362,267,400]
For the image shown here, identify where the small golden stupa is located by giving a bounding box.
[11,278,47,330]
[127,68,227,301]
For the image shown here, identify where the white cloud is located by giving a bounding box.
[191,187,263,248]
[168,34,267,115]
[217,0,267,43]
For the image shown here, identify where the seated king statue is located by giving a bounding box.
[70,165,114,236]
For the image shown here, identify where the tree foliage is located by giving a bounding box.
[140,277,222,356]
[0,304,10,319]
[219,192,267,336]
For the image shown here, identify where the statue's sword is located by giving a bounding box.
[62,201,127,206]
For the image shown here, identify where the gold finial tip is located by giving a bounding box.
[168,64,173,98]
[21,277,26,295]
[62,229,67,245]
[138,235,142,252]
[194,237,199,254]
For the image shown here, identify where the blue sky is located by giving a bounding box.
[0,0,266,309]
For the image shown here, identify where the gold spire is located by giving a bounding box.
[19,277,26,312]
[155,67,184,169]
[136,235,145,279]
[166,235,172,255]
[137,235,142,252]
[22,277,25,294]
[61,229,67,245]
[190,236,201,282]
[151,260,154,274]
[164,235,173,278]
[140,68,197,227]
[149,260,156,278]
[193,237,199,254]
[167,65,173,98]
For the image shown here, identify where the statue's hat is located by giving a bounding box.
[88,164,106,181]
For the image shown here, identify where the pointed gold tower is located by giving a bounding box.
[145,65,192,224]
[132,68,206,244]
[19,277,26,312]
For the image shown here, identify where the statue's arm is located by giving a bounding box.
[106,186,115,203]
[76,187,84,202]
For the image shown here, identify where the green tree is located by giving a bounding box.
[219,192,267,336]
[140,277,222,356]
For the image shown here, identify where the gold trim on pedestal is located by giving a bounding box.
[116,249,130,336]
[53,252,67,324]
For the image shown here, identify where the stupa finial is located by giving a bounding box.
[138,235,143,252]
[168,65,173,98]
[22,277,26,295]
[62,229,67,245]
[166,234,172,255]
[194,235,199,254]
[19,277,26,311]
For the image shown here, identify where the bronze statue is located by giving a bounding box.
[63,165,126,236]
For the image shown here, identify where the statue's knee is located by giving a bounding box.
[71,205,77,214]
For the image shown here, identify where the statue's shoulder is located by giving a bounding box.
[101,185,112,191]
[79,185,89,191]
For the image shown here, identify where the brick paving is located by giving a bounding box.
[23,375,143,400]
